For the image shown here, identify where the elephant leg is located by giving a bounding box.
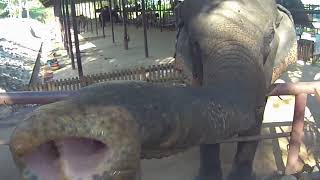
[196,144,222,180]
[227,108,264,180]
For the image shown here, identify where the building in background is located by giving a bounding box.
[279,0,320,61]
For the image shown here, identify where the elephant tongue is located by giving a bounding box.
[23,138,109,180]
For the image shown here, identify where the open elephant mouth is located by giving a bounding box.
[22,137,110,180]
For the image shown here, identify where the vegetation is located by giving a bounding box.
[0,0,54,23]
[29,6,54,22]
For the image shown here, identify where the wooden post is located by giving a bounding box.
[65,0,75,69]
[109,0,115,43]
[141,0,149,57]
[93,0,98,35]
[121,0,129,50]
[70,0,84,77]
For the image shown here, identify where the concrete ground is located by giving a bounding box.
[52,24,176,80]
[1,24,320,179]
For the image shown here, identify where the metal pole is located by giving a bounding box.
[89,1,93,33]
[93,0,98,36]
[80,0,85,33]
[118,0,122,18]
[315,88,320,105]
[159,0,162,32]
[109,0,115,43]
[61,0,70,53]
[71,0,84,77]
[145,0,149,29]
[102,14,105,38]
[268,82,320,96]
[122,0,129,50]
[285,93,307,175]
[134,0,138,28]
[84,0,89,32]
[76,2,79,15]
[0,91,76,105]
[1,82,319,105]
[65,0,76,69]
[99,0,105,38]
[99,0,103,8]
[217,132,291,144]
[141,0,149,57]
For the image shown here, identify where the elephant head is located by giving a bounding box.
[9,0,297,180]
[174,0,297,179]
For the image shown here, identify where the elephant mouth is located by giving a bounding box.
[22,137,110,180]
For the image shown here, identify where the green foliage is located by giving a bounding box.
[29,6,54,22]
[0,0,9,17]
[29,7,47,22]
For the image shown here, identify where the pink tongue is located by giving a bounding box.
[24,138,108,180]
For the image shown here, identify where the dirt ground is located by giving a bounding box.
[1,24,320,179]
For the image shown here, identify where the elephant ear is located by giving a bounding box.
[262,4,296,86]
[174,1,184,59]
[261,18,279,87]
[276,4,294,23]
[174,1,203,85]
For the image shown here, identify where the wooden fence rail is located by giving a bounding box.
[27,63,185,91]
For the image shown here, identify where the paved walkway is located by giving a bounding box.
[53,24,176,80]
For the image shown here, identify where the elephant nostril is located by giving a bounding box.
[22,137,110,180]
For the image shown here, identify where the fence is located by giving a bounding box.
[3,81,320,176]
[26,63,185,91]
[298,39,314,61]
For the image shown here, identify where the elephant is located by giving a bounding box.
[9,0,297,180]
[174,1,297,179]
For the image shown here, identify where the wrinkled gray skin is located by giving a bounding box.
[9,0,297,180]
[174,0,296,180]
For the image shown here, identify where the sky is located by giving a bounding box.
[301,0,320,5]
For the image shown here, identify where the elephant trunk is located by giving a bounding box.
[10,81,258,180]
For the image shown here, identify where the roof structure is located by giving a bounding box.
[277,0,314,28]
